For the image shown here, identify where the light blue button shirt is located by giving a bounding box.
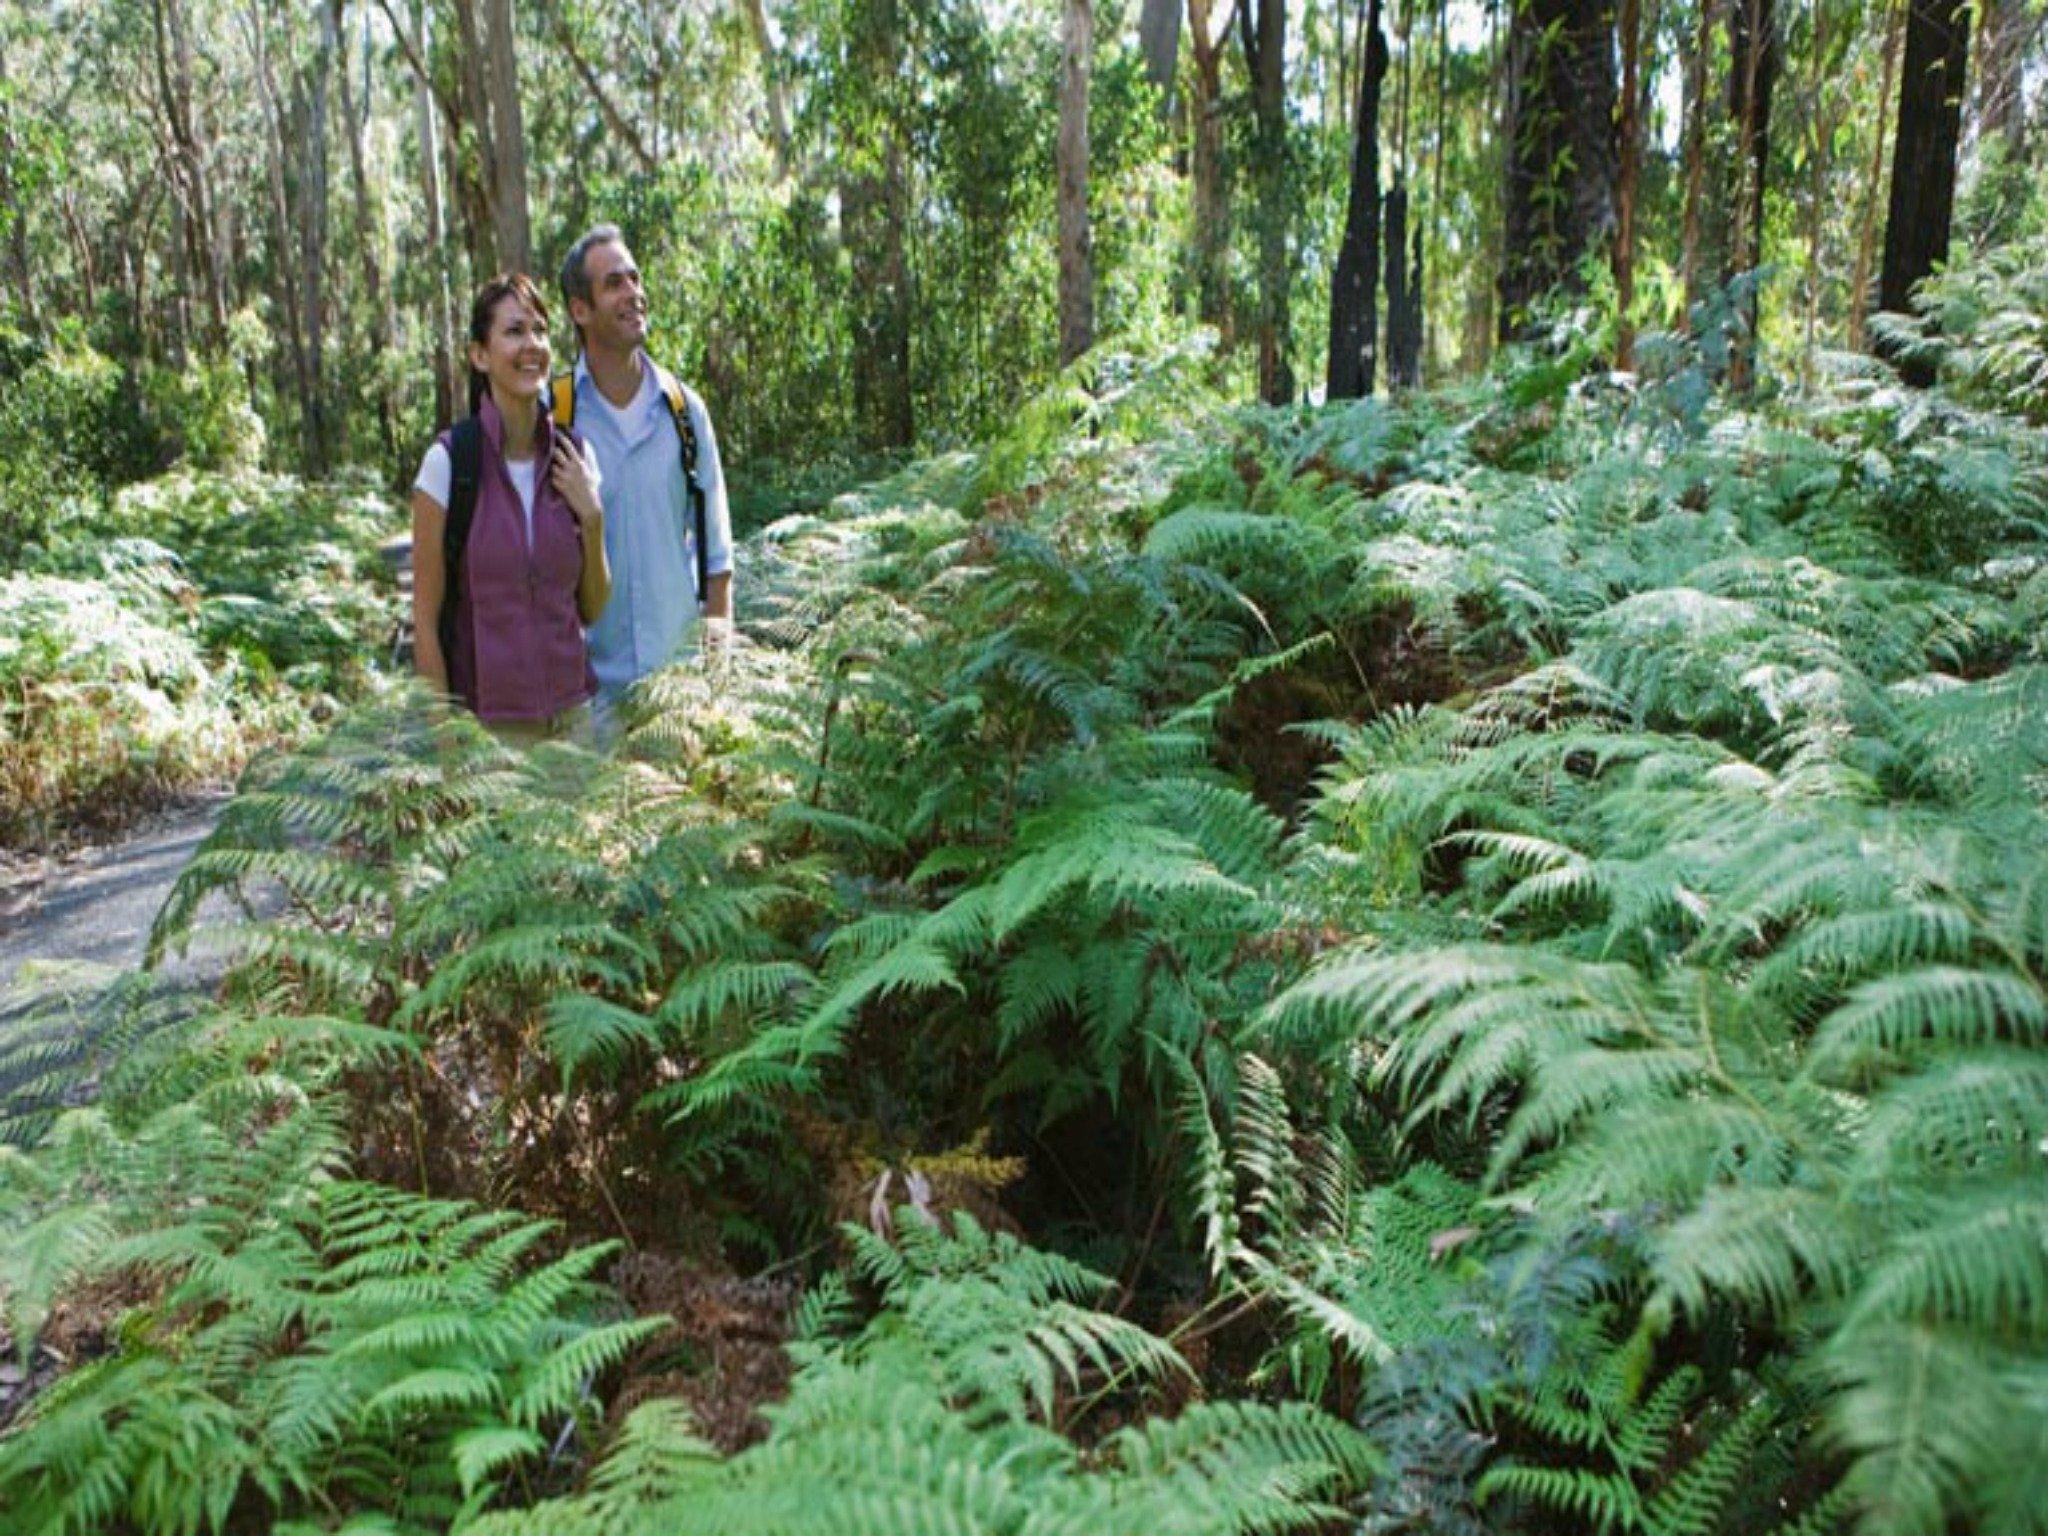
[572,353,734,699]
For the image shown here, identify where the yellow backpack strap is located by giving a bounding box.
[549,373,577,428]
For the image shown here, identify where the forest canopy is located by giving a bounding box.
[1,0,2041,493]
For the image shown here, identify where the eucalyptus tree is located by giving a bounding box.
[1186,0,1232,337]
[1057,0,1093,364]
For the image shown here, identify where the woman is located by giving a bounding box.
[411,273,610,743]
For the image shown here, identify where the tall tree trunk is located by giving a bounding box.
[1498,0,1619,340]
[1138,0,1181,115]
[1058,0,1095,365]
[337,0,396,460]
[1973,0,2030,152]
[1187,0,1230,337]
[384,0,492,277]
[1245,0,1293,403]
[1393,0,1414,177]
[60,193,98,320]
[1725,0,1777,390]
[413,0,458,427]
[245,0,311,440]
[301,0,335,470]
[1423,0,1447,377]
[166,180,192,363]
[482,0,531,272]
[1613,0,1644,366]
[1327,0,1387,400]
[1678,0,1717,319]
[151,0,229,348]
[1384,179,1422,387]
[450,0,502,273]
[1404,223,1424,380]
[843,0,914,448]
[1878,0,1970,383]
[1848,0,1904,347]
[1801,0,1841,378]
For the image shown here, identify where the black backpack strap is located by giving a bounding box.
[438,417,483,659]
[657,377,710,607]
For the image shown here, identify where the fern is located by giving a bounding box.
[0,1112,662,1534]
[467,1215,1374,1536]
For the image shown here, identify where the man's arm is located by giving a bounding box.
[689,386,735,623]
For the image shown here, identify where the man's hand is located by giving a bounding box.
[703,570,734,623]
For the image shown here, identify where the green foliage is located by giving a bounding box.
[1479,1365,1775,1536]
[1,468,397,845]
[0,331,166,559]
[467,1211,1377,1536]
[1251,370,2048,1534]
[1879,232,2048,426]
[8,339,2046,1536]
[0,1104,660,1534]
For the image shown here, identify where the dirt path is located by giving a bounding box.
[0,798,227,989]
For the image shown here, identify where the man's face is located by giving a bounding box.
[572,239,647,352]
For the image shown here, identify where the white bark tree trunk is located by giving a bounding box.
[483,0,531,272]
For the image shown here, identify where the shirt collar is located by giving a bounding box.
[574,349,667,413]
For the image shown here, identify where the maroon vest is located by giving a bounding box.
[443,398,596,721]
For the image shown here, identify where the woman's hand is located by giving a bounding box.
[551,438,603,532]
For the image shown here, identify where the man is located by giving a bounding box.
[555,225,734,719]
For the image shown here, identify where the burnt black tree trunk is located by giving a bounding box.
[1878,0,1970,384]
[1244,0,1294,403]
[1384,179,1423,387]
[1725,0,1778,390]
[1498,0,1619,340]
[1327,0,1389,400]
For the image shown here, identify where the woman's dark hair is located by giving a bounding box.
[466,272,552,416]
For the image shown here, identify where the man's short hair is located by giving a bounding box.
[560,224,625,328]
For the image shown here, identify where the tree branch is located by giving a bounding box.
[373,0,464,140]
[539,0,657,173]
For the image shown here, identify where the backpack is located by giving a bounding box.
[549,369,710,607]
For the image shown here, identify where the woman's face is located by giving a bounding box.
[471,294,551,405]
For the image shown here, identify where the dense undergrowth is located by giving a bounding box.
[0,470,397,847]
[3,286,2046,1534]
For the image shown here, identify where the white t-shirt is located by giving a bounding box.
[413,439,602,551]
[585,365,654,437]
